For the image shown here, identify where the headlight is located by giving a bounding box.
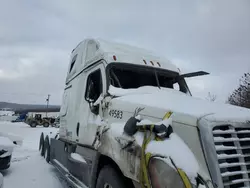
[148,157,188,188]
[148,157,208,188]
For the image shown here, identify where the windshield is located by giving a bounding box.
[107,63,191,95]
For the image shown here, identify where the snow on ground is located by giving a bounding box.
[0,121,69,188]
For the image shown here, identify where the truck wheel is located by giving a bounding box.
[43,122,49,128]
[96,165,127,188]
[30,121,37,128]
[39,133,44,156]
[44,136,50,163]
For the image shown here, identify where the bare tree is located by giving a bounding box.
[228,73,250,109]
[206,92,217,102]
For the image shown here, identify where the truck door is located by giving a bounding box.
[78,63,106,146]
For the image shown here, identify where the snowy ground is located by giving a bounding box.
[0,121,69,188]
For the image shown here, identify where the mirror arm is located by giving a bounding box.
[89,102,99,115]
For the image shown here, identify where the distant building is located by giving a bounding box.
[14,107,60,119]
[0,109,14,116]
[0,108,13,111]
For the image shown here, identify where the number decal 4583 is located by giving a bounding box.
[109,109,123,119]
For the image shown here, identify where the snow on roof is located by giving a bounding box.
[98,39,179,72]
[67,38,180,81]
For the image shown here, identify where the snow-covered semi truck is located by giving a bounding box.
[39,38,250,188]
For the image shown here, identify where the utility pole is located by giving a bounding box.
[46,94,50,117]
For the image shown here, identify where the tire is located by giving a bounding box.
[39,133,44,156]
[43,122,49,128]
[0,155,11,170]
[30,121,37,128]
[44,136,50,163]
[96,165,127,188]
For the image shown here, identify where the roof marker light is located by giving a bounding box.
[150,61,154,66]
[113,55,117,61]
[157,62,161,67]
[143,60,147,65]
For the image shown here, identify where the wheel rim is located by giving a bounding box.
[39,134,44,151]
[104,183,112,188]
[44,148,47,159]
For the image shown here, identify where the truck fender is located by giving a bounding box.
[89,153,134,188]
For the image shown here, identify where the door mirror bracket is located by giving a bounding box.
[86,94,103,116]
[89,102,99,115]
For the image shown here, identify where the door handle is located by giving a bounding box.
[76,122,80,136]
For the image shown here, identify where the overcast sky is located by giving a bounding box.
[0,0,249,105]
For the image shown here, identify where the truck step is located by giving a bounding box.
[51,159,88,188]
[66,174,88,188]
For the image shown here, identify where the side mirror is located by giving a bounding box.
[87,94,103,116]
[86,94,103,115]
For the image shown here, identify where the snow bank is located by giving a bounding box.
[70,153,86,163]
[0,132,23,146]
[0,121,68,188]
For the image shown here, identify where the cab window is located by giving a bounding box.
[85,69,103,102]
[69,54,78,73]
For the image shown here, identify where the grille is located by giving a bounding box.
[213,124,250,188]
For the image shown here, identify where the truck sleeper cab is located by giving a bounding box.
[47,39,210,188]
[42,38,250,188]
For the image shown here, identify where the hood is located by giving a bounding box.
[109,86,250,124]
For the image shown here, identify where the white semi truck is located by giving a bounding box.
[39,38,250,188]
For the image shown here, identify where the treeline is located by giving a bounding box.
[228,73,250,109]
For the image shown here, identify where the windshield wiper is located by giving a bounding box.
[154,70,161,89]
[111,70,122,88]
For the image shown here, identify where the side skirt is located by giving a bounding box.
[51,159,88,188]
[50,138,99,188]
